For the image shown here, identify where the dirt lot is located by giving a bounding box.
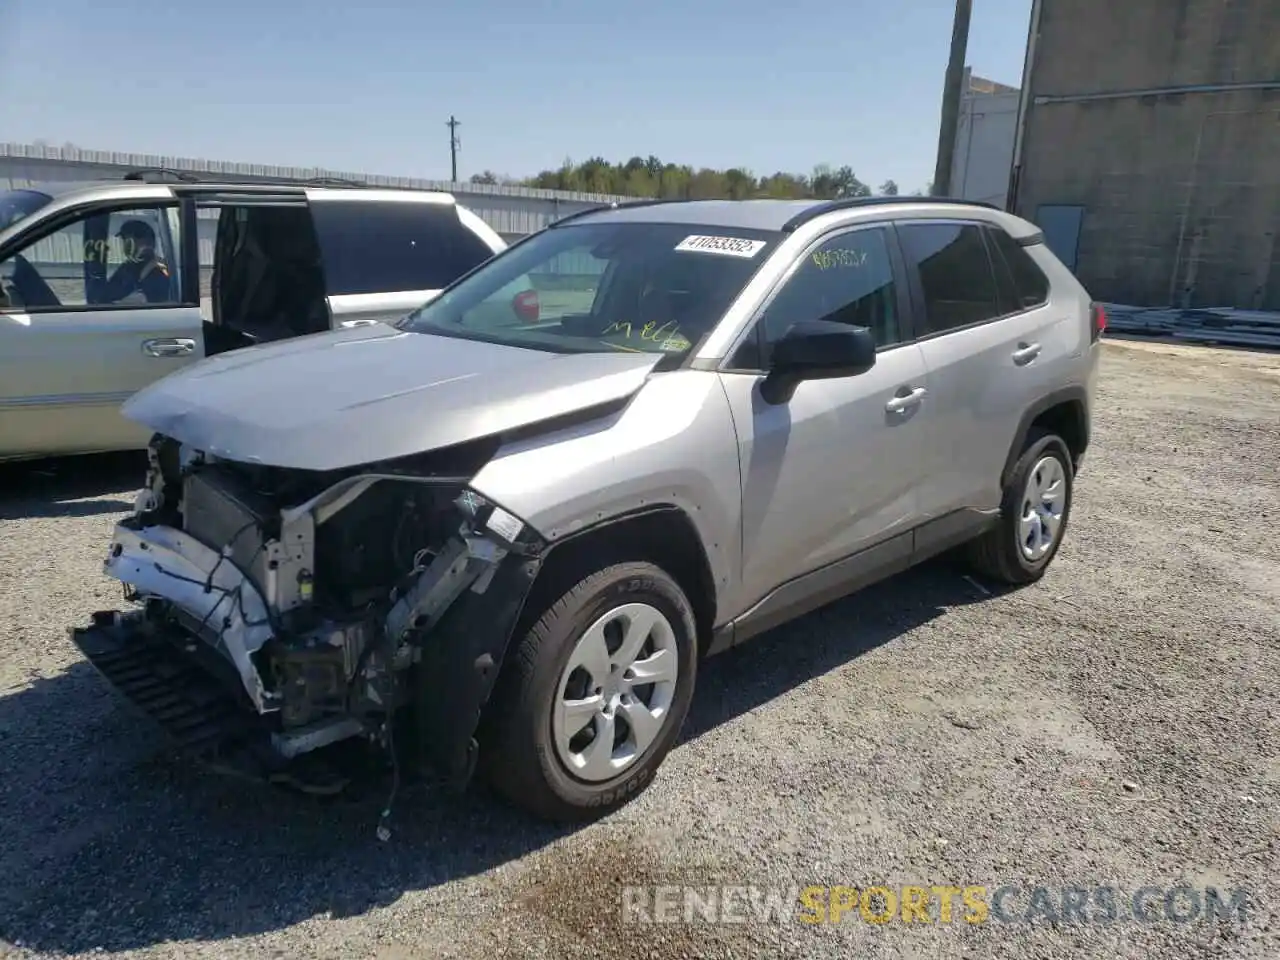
[0,339,1276,959]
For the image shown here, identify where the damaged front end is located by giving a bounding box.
[70,434,544,793]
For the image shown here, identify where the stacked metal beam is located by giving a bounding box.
[1102,304,1280,350]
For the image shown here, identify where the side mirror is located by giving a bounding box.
[759,320,877,404]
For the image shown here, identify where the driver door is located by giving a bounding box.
[716,223,930,622]
[0,201,206,459]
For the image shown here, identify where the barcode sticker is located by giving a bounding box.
[674,235,767,258]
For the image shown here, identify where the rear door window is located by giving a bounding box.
[896,221,1003,335]
[310,199,496,296]
[986,225,1050,311]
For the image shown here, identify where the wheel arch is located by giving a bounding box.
[518,504,719,656]
[1001,386,1089,487]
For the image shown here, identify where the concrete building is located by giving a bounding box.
[1008,0,1280,310]
[950,69,1021,209]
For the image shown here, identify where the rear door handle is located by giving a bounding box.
[1012,342,1042,365]
[885,386,928,413]
[142,337,195,358]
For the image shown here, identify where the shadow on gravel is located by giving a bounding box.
[0,451,145,519]
[0,558,1005,953]
[683,558,999,741]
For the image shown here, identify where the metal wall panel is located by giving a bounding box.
[1012,0,1280,309]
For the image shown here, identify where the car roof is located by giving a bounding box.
[569,198,822,231]
[556,196,1043,241]
[5,179,104,200]
[5,177,457,203]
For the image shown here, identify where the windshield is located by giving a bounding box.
[0,189,54,232]
[396,220,781,363]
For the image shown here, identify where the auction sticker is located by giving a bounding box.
[674,234,767,258]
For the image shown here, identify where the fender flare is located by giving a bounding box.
[1000,385,1089,488]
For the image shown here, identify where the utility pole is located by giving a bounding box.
[931,0,973,197]
[447,115,461,183]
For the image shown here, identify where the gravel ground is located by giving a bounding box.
[1,338,1277,959]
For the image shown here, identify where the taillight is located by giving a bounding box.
[512,289,540,323]
[1090,302,1107,342]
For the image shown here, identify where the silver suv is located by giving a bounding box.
[0,172,510,461]
[70,196,1103,823]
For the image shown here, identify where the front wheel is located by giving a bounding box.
[479,561,698,822]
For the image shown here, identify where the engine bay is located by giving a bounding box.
[108,434,539,760]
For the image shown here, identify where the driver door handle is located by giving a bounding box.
[885,386,927,413]
[1012,342,1042,365]
[142,337,195,358]
[340,318,380,328]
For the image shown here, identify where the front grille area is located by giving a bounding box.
[182,468,276,589]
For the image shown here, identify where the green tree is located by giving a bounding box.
[878,179,899,196]
[517,156,896,201]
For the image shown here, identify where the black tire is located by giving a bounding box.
[478,561,698,823]
[967,428,1074,585]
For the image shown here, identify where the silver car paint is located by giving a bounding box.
[713,345,930,620]
[111,198,1095,632]
[468,369,745,617]
[0,305,208,458]
[473,204,1091,627]
[120,323,664,472]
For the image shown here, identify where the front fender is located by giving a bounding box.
[467,370,740,622]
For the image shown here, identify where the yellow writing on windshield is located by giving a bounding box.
[811,248,868,271]
[602,320,691,351]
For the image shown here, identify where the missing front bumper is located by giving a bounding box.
[70,612,373,794]
[71,612,280,776]
[79,465,549,793]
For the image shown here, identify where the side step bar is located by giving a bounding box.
[70,612,351,794]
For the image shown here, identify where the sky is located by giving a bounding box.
[1,0,1033,192]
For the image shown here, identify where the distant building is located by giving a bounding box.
[1008,0,1280,310]
[967,73,1020,96]
[950,68,1021,209]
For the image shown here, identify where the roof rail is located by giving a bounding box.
[550,197,688,227]
[300,175,367,187]
[122,167,199,183]
[122,168,372,189]
[780,195,999,232]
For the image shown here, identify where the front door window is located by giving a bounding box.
[0,205,182,312]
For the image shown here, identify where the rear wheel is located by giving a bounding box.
[967,428,1074,584]
[479,561,698,822]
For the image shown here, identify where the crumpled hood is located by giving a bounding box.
[122,324,662,471]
